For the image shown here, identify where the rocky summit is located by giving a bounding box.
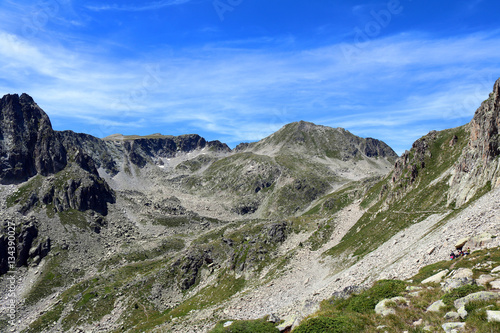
[0,78,500,333]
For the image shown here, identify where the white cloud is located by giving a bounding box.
[0,27,499,151]
[86,0,194,12]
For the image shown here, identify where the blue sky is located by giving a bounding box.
[0,0,499,154]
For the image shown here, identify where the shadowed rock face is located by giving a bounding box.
[0,94,67,184]
[467,78,500,163]
[0,94,115,216]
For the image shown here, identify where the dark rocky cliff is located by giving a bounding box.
[0,94,67,184]
[1,94,115,215]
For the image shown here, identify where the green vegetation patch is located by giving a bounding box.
[293,315,367,333]
[58,209,88,229]
[170,271,245,318]
[24,303,65,333]
[24,249,84,306]
[6,175,43,208]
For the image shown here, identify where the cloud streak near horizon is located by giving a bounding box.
[0,1,499,155]
[86,0,194,12]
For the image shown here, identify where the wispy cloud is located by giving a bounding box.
[0,26,499,153]
[86,0,194,12]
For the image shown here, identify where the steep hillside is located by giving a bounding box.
[325,78,500,263]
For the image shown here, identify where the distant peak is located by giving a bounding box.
[20,93,35,104]
[1,93,36,106]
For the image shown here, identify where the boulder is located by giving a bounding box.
[422,269,449,284]
[486,310,500,322]
[426,300,446,312]
[455,237,469,249]
[441,277,475,293]
[442,322,466,333]
[454,291,500,309]
[444,311,460,320]
[491,266,500,274]
[469,233,494,248]
[489,280,500,289]
[450,268,473,279]
[375,297,409,316]
[276,313,298,332]
[476,274,495,287]
[457,306,468,319]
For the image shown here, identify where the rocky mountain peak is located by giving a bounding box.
[0,93,67,184]
[245,120,397,160]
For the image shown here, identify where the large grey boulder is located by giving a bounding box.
[441,277,475,293]
[426,299,446,312]
[422,269,449,284]
[454,291,500,309]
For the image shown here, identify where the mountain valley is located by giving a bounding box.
[0,78,500,333]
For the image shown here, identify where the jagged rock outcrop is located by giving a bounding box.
[40,163,116,215]
[58,131,119,175]
[0,94,67,184]
[0,217,51,275]
[392,132,435,186]
[449,78,500,206]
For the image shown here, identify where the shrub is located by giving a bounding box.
[293,315,364,333]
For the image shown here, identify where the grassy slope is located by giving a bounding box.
[326,126,475,259]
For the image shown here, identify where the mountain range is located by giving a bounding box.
[0,78,499,332]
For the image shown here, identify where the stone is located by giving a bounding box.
[476,274,495,287]
[412,318,423,326]
[444,311,460,320]
[491,266,500,273]
[223,321,233,328]
[450,268,473,279]
[457,306,468,319]
[454,291,500,309]
[406,286,422,291]
[422,269,449,284]
[455,237,469,249]
[441,277,475,293]
[267,313,280,323]
[470,233,494,248]
[375,297,409,316]
[490,280,500,289]
[442,322,466,333]
[426,299,446,312]
[486,310,500,322]
[277,314,298,332]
